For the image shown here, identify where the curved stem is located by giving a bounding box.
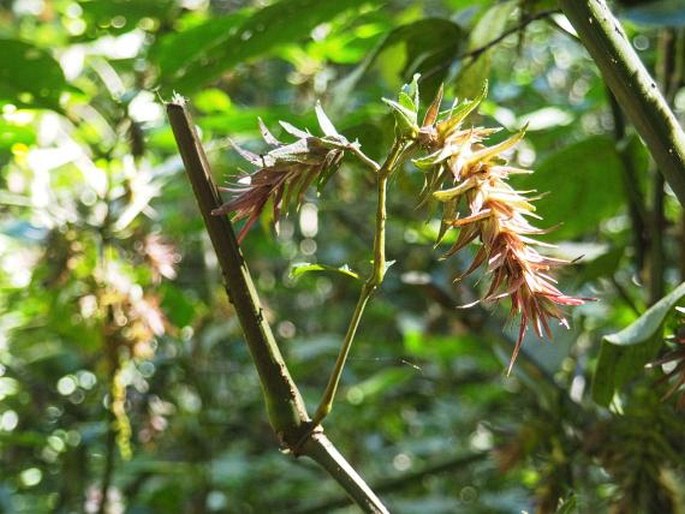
[559,0,685,206]
[312,139,412,425]
[347,143,381,173]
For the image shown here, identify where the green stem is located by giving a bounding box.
[559,0,685,206]
[167,100,309,438]
[167,99,389,513]
[348,143,381,173]
[312,139,411,425]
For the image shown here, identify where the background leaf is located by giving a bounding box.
[0,39,71,112]
[523,136,625,240]
[592,281,685,406]
[154,0,376,94]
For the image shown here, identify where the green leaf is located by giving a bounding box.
[0,39,71,112]
[332,18,464,108]
[399,73,421,113]
[289,262,360,281]
[526,136,624,240]
[592,281,685,406]
[78,0,176,36]
[193,88,233,113]
[381,97,418,136]
[468,1,517,51]
[436,81,488,136]
[154,0,373,94]
[0,119,36,150]
[350,368,415,399]
[152,11,250,84]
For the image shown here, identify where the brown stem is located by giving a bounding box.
[98,304,117,514]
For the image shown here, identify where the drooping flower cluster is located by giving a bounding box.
[396,81,585,373]
[212,104,350,242]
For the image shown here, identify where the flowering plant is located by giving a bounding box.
[213,76,585,419]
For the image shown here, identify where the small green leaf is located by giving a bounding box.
[437,81,488,135]
[399,73,421,113]
[382,97,419,137]
[289,262,360,280]
[592,281,685,406]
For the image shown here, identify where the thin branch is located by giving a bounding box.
[559,0,685,206]
[166,98,389,514]
[457,9,559,63]
[312,139,413,425]
[348,142,381,173]
[295,452,488,514]
[607,89,648,271]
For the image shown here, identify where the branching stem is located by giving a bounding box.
[348,142,381,173]
[167,100,389,513]
[312,138,413,425]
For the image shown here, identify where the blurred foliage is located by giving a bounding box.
[1,0,685,513]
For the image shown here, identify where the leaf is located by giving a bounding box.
[0,119,35,150]
[592,281,685,406]
[314,101,340,137]
[524,136,624,240]
[78,0,176,37]
[289,262,360,281]
[436,81,488,136]
[0,39,72,112]
[154,0,373,94]
[399,73,421,113]
[381,97,418,135]
[152,11,250,84]
[193,88,233,113]
[453,1,517,98]
[332,18,464,109]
